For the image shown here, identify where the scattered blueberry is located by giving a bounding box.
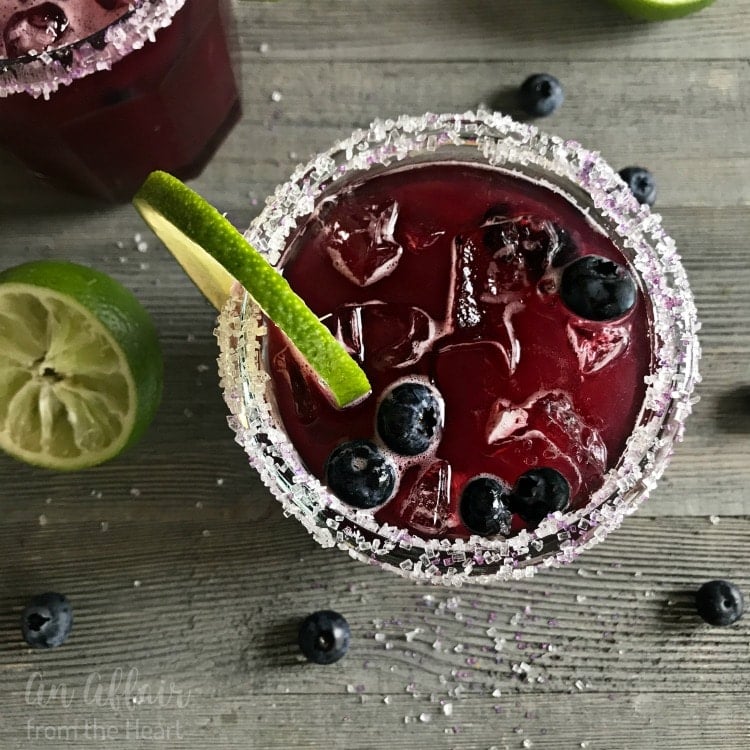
[21,592,73,648]
[560,255,636,321]
[518,73,564,117]
[325,439,396,508]
[298,610,351,664]
[460,476,513,536]
[695,580,744,626]
[509,467,570,527]
[618,166,657,207]
[376,381,441,456]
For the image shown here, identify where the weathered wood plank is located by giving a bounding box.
[234,0,749,62]
[1,516,749,690]
[1,59,748,214]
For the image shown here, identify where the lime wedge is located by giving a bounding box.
[0,261,162,471]
[605,0,715,20]
[133,171,371,408]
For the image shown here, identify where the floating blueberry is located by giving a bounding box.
[560,255,637,321]
[509,468,570,527]
[618,166,657,207]
[460,476,512,536]
[695,580,744,626]
[376,381,441,456]
[325,439,396,508]
[298,610,351,664]
[518,73,564,117]
[21,592,73,649]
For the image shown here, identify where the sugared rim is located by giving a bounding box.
[0,0,186,99]
[216,110,701,585]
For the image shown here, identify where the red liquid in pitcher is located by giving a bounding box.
[267,163,652,540]
[0,0,239,201]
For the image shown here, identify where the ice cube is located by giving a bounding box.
[272,347,317,425]
[486,391,607,495]
[487,399,528,442]
[331,302,436,370]
[325,201,402,287]
[3,3,69,58]
[567,322,630,374]
[482,215,560,279]
[449,234,482,329]
[398,460,458,537]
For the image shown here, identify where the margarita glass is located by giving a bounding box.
[216,111,700,584]
[0,0,239,202]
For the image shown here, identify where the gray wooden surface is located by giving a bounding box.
[1,1,749,748]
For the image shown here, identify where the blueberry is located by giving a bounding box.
[518,73,564,117]
[21,592,73,648]
[298,610,351,664]
[509,468,570,527]
[560,255,636,321]
[460,476,512,536]
[325,439,396,508]
[376,382,441,456]
[618,166,657,207]
[696,580,744,626]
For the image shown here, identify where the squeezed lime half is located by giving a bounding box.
[133,171,371,408]
[0,260,163,470]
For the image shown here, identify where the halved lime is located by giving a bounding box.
[133,171,371,408]
[0,260,162,471]
[606,0,715,20]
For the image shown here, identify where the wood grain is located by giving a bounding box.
[1,1,749,748]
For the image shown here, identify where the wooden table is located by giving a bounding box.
[1,1,748,748]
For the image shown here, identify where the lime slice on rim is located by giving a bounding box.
[0,260,162,471]
[605,0,715,20]
[133,171,371,409]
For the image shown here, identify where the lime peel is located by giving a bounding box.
[133,171,371,408]
[605,0,716,20]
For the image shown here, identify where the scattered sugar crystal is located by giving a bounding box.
[442,702,453,717]
[133,580,142,588]
[271,90,283,102]
[45,497,53,505]
[522,740,533,749]
[195,501,204,509]
[130,488,141,498]
[405,628,422,642]
[419,713,431,723]
[581,743,590,749]
[100,521,109,532]
[197,364,210,373]
[709,515,720,525]
[38,514,48,527]
[383,696,392,705]
[374,632,386,643]
[202,529,211,537]
[139,262,150,271]
[259,42,269,53]
[137,241,148,252]
[216,478,225,486]
[576,594,587,603]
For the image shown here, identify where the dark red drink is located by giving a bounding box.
[266,163,652,541]
[0,0,239,201]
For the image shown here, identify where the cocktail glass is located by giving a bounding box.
[0,0,239,202]
[216,110,700,584]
